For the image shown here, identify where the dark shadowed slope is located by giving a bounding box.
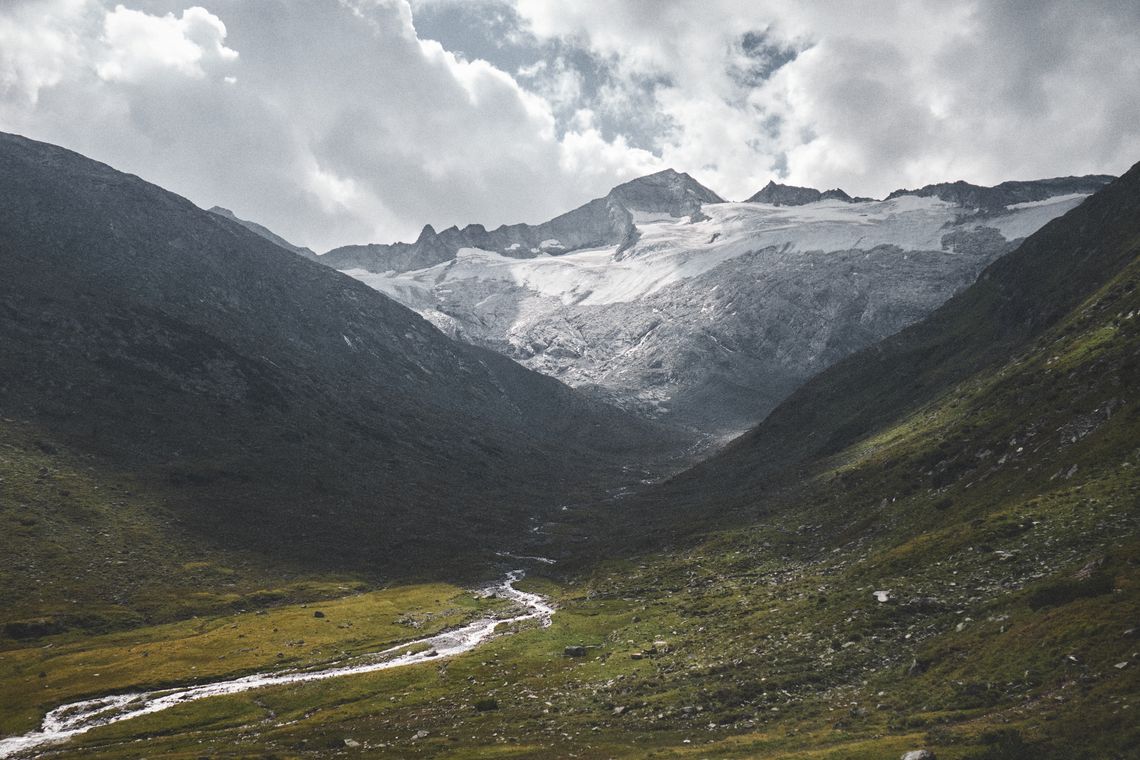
[207,206,319,261]
[0,132,681,578]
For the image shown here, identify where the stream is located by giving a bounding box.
[0,569,554,758]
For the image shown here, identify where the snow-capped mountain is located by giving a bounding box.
[321,169,723,271]
[330,172,1111,438]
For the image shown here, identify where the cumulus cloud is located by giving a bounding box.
[513,0,1140,199]
[1,0,1138,251]
[0,0,660,250]
[97,4,237,83]
[0,0,93,103]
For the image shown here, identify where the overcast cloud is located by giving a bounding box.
[2,0,1138,251]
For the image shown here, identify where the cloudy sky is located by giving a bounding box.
[2,0,1139,251]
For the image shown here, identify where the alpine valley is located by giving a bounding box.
[0,128,1136,760]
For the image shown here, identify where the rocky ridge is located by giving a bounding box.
[321,169,723,272]
[745,181,871,205]
[339,174,1111,437]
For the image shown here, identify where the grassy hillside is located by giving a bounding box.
[0,415,385,639]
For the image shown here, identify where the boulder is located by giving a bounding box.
[901,751,936,760]
[563,645,587,657]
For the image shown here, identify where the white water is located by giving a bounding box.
[0,570,554,758]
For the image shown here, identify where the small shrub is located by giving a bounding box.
[1027,571,1114,610]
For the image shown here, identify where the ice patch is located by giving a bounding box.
[345,194,1086,310]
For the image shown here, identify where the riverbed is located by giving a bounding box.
[0,569,553,758]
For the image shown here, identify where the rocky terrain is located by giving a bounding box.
[335,176,1111,437]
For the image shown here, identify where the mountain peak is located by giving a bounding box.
[747,181,820,205]
[745,181,864,206]
[608,168,725,214]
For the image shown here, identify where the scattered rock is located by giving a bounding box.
[343,738,360,748]
[901,751,936,760]
[1074,556,1105,580]
[411,730,429,741]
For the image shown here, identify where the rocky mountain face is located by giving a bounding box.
[320,168,724,271]
[207,206,319,260]
[0,132,682,576]
[335,174,1111,438]
[747,176,1112,209]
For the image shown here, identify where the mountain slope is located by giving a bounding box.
[207,205,319,260]
[679,163,1140,501]
[345,182,1105,437]
[0,131,680,583]
[525,159,1139,758]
